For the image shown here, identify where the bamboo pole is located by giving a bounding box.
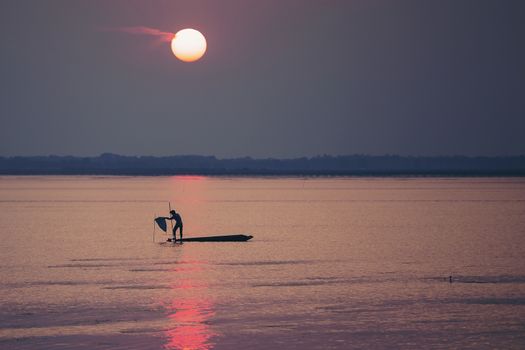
[169,202,174,242]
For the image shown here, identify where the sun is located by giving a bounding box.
[170,28,207,62]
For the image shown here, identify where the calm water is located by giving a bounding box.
[0,176,524,349]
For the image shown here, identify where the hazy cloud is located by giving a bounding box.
[107,26,174,42]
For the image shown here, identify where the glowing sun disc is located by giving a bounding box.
[171,28,207,62]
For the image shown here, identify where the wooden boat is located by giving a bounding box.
[167,234,253,242]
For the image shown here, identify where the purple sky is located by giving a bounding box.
[1,0,524,157]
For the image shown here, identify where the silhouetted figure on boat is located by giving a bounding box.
[167,209,183,242]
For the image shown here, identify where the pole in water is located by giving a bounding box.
[168,202,174,242]
[153,213,156,242]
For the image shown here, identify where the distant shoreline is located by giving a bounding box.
[1,153,524,177]
[1,172,524,177]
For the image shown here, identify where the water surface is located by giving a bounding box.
[1,176,524,349]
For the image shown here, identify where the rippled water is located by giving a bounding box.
[1,176,524,349]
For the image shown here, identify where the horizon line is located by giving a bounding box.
[2,153,525,159]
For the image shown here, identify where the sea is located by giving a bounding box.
[0,176,524,349]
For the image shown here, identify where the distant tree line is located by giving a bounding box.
[0,153,524,176]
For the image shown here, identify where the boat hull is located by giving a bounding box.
[168,234,253,242]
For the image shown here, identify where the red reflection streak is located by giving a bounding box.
[164,268,216,350]
[165,298,216,350]
[172,175,207,181]
[169,175,208,206]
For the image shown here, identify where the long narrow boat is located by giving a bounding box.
[167,234,253,242]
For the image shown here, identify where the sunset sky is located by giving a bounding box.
[1,0,524,158]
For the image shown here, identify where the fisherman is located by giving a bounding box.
[167,209,183,242]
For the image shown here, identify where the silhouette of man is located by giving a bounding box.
[167,209,183,242]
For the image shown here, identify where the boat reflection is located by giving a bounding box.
[164,275,217,349]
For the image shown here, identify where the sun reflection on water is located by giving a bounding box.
[164,271,217,349]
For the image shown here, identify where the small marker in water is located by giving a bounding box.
[449,275,452,283]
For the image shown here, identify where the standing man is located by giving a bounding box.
[167,209,183,243]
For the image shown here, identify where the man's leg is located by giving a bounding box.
[180,225,183,241]
[172,227,177,242]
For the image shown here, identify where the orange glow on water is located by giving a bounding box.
[164,297,216,350]
[163,259,216,350]
[172,175,207,181]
